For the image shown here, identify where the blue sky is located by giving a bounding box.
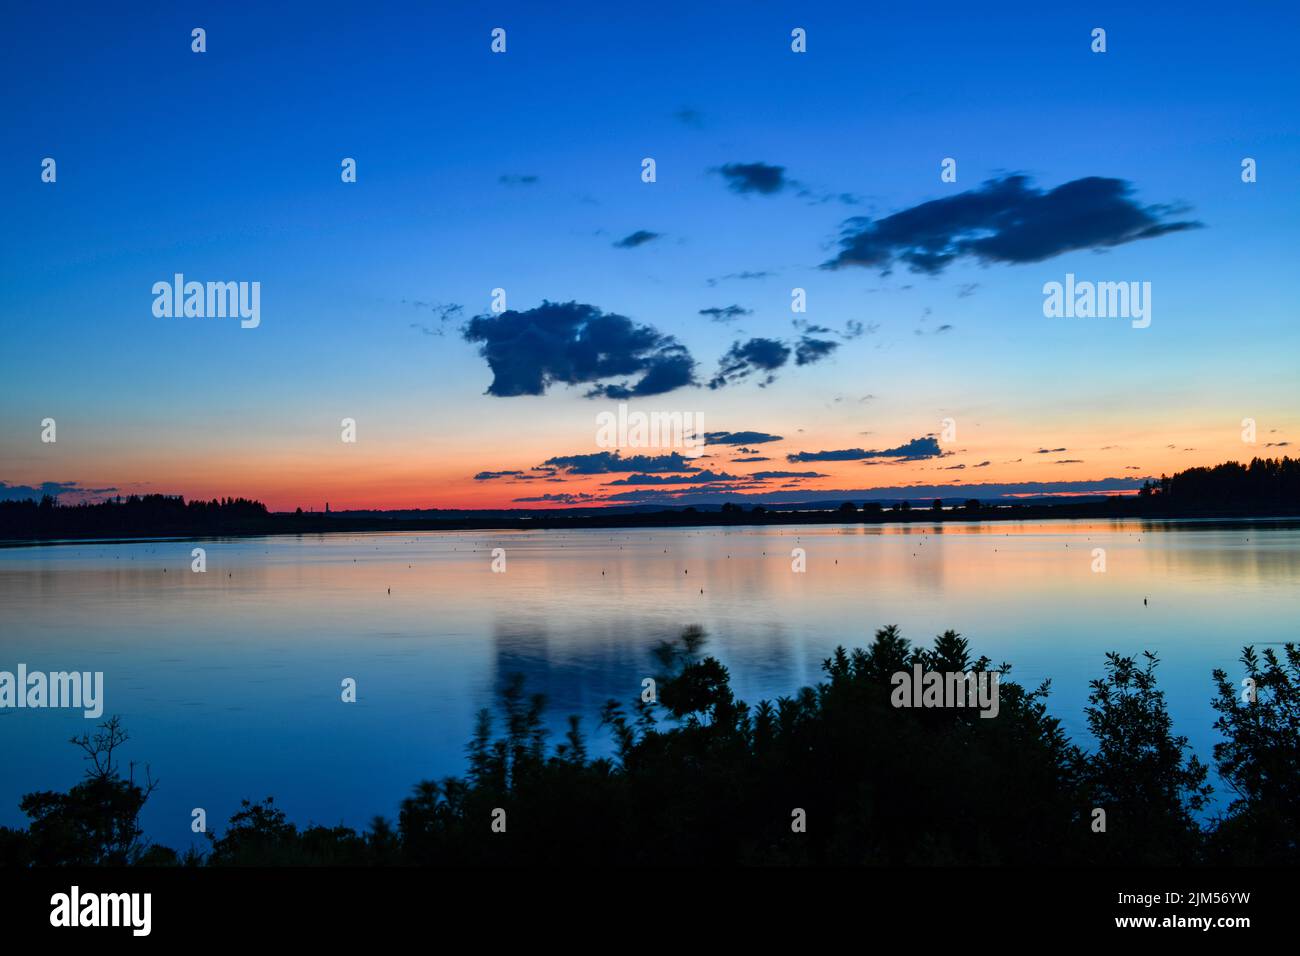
[1,1,1297,509]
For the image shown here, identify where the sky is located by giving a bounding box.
[1,1,1297,511]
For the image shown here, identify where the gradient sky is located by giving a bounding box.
[2,1,1297,510]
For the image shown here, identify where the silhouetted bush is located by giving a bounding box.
[1205,645,1300,863]
[5,630,1298,866]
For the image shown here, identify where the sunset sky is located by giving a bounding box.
[2,2,1297,511]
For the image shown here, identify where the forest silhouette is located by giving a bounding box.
[2,627,1297,866]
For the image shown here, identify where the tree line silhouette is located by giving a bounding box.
[0,494,269,539]
[1140,455,1300,507]
[2,457,1297,540]
[2,628,1296,866]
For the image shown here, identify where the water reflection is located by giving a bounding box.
[0,518,1296,849]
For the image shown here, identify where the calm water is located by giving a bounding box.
[2,519,1297,850]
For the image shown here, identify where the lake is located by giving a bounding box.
[1,519,1296,851]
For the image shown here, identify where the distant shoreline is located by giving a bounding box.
[4,501,1299,546]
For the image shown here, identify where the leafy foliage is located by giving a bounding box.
[4,631,1298,866]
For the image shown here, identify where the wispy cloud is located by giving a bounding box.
[613,230,663,249]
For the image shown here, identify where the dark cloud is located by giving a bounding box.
[613,230,663,249]
[605,470,739,485]
[709,338,791,389]
[786,436,943,463]
[599,484,762,502]
[732,456,771,463]
[0,480,119,502]
[699,305,752,323]
[708,332,840,389]
[473,470,525,481]
[752,470,826,480]
[822,174,1200,274]
[795,336,839,366]
[1035,447,1067,454]
[499,174,539,186]
[973,460,991,468]
[542,451,702,475]
[716,162,789,195]
[704,431,783,446]
[462,300,696,398]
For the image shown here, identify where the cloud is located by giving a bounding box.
[795,335,839,366]
[715,162,789,195]
[699,305,752,323]
[707,270,773,287]
[542,451,702,475]
[786,436,943,463]
[513,492,599,504]
[732,456,771,463]
[613,230,663,249]
[404,301,464,337]
[605,470,740,485]
[704,431,783,446]
[462,300,696,398]
[973,460,991,468]
[473,471,525,481]
[1035,447,1067,454]
[822,174,1200,274]
[708,338,791,389]
[0,480,119,502]
[751,470,826,480]
[499,174,539,186]
[708,332,841,389]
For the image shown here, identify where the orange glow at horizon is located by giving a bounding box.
[48,438,1262,512]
